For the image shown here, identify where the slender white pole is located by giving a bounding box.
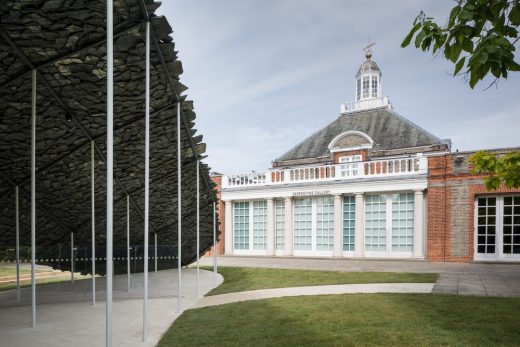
[143,19,150,342]
[106,0,114,344]
[196,158,200,297]
[15,186,20,304]
[154,233,157,273]
[213,201,217,283]
[70,232,74,283]
[126,195,130,293]
[91,141,96,305]
[31,68,36,327]
[177,101,182,312]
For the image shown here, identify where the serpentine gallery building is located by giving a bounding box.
[212,50,520,263]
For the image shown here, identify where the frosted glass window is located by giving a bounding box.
[391,193,414,252]
[343,196,355,251]
[275,200,285,251]
[252,201,267,250]
[316,197,334,250]
[233,202,249,250]
[294,198,312,250]
[365,195,386,252]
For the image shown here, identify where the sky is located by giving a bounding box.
[157,1,520,174]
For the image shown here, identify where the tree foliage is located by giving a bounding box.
[402,0,520,88]
[470,151,520,190]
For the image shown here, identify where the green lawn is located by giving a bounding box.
[158,294,520,346]
[0,267,42,276]
[204,266,438,296]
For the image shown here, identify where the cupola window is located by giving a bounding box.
[356,78,361,100]
[371,76,378,98]
[362,76,369,98]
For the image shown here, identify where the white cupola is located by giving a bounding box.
[355,44,382,101]
[340,43,392,114]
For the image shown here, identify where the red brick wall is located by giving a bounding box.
[205,175,225,256]
[427,152,520,262]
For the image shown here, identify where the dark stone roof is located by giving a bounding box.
[274,107,448,164]
[0,0,217,271]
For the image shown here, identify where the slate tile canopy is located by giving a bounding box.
[0,0,217,271]
[274,107,450,165]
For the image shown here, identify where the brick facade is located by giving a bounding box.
[427,150,520,262]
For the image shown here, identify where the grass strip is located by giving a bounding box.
[159,293,520,346]
[203,266,437,296]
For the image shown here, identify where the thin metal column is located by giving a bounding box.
[15,186,20,304]
[70,232,74,283]
[177,101,182,313]
[91,141,96,305]
[127,195,130,292]
[106,0,114,344]
[213,201,217,283]
[196,157,200,297]
[30,68,36,327]
[154,233,157,273]
[143,19,150,342]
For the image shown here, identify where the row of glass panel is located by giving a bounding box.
[476,196,520,256]
[233,193,414,253]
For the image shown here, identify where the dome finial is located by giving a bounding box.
[363,42,375,60]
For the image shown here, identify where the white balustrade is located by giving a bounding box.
[222,156,428,189]
[341,96,391,114]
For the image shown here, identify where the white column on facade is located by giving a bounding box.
[224,200,233,255]
[266,198,275,256]
[413,190,425,258]
[354,193,365,257]
[284,197,293,256]
[333,194,343,257]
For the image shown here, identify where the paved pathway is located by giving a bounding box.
[194,283,434,308]
[0,268,223,347]
[200,256,520,297]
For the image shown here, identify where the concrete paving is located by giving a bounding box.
[194,283,434,308]
[0,268,223,347]
[201,256,520,297]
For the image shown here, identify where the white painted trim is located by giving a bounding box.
[327,130,374,151]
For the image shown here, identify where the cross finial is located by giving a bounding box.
[363,42,376,60]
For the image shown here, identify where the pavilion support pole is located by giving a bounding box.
[30,68,36,327]
[177,101,182,313]
[15,186,20,304]
[143,20,150,342]
[127,195,130,293]
[196,158,200,297]
[70,232,74,283]
[213,201,217,284]
[106,0,114,344]
[154,233,157,273]
[91,141,96,305]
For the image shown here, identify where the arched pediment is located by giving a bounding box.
[328,130,374,152]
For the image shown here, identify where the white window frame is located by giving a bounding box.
[342,195,356,256]
[275,199,285,255]
[364,193,414,258]
[474,195,520,262]
[293,197,334,257]
[232,200,268,256]
[339,155,362,177]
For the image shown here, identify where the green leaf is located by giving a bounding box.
[509,60,520,71]
[509,3,520,25]
[450,44,463,63]
[449,5,462,26]
[414,30,426,49]
[454,57,466,75]
[401,23,421,48]
[461,38,474,53]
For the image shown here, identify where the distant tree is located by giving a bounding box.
[402,0,520,190]
[401,0,520,89]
